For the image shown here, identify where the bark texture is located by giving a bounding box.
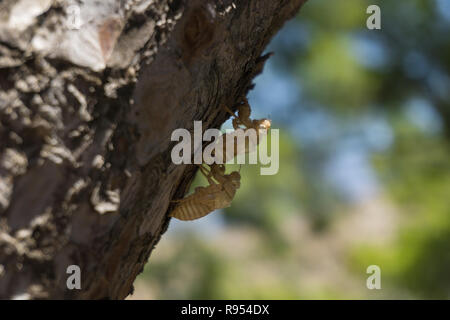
[0,0,306,299]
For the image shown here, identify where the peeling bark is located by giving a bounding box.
[0,0,307,299]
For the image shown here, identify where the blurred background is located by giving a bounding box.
[130,0,450,299]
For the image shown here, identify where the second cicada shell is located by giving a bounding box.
[170,164,241,221]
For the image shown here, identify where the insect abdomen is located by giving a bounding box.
[170,198,214,221]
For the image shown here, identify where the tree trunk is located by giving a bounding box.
[0,0,306,299]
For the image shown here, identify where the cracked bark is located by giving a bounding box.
[0,0,307,299]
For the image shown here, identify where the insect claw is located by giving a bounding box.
[222,105,237,117]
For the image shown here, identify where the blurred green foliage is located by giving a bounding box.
[352,116,450,299]
[134,0,450,299]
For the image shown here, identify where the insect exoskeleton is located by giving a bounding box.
[170,164,241,221]
[216,98,271,163]
[230,97,271,133]
[170,97,267,221]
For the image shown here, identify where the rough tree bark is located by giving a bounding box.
[0,0,307,299]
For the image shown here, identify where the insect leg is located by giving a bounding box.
[222,105,238,118]
[197,164,217,186]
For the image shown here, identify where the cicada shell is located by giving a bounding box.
[170,165,241,221]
